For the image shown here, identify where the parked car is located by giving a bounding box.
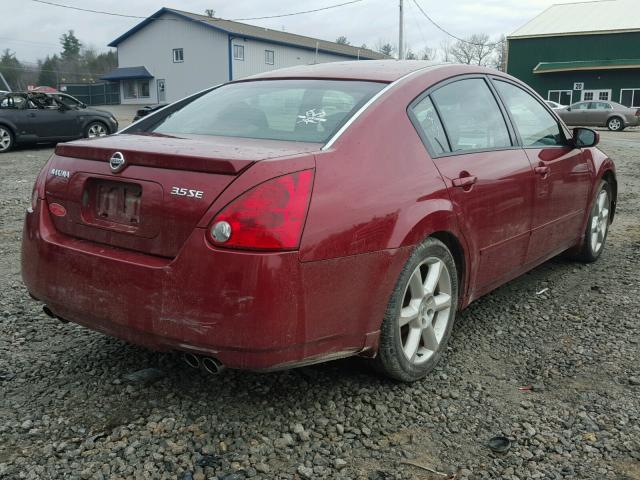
[22,62,617,381]
[133,103,168,122]
[556,100,640,131]
[545,100,565,109]
[0,92,118,152]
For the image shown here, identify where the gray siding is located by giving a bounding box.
[230,37,357,80]
[117,12,229,104]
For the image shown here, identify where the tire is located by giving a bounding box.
[375,237,459,382]
[607,117,623,131]
[0,125,14,153]
[573,180,612,263]
[85,121,109,138]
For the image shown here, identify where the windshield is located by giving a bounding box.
[151,79,385,143]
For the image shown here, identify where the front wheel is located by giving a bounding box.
[0,126,14,153]
[607,117,623,131]
[85,121,108,138]
[573,180,612,262]
[375,238,458,382]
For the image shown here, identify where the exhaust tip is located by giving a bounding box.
[183,352,200,369]
[201,357,225,375]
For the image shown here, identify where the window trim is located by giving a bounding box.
[233,44,244,61]
[172,48,184,63]
[407,74,519,159]
[620,87,640,107]
[488,75,572,150]
[265,49,274,65]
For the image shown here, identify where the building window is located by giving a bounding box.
[123,80,150,99]
[598,91,609,100]
[548,90,572,106]
[583,91,594,101]
[233,44,244,61]
[173,48,184,63]
[620,88,640,107]
[265,49,274,65]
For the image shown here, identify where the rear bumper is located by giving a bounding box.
[22,201,406,370]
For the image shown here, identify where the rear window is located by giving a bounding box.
[151,79,385,143]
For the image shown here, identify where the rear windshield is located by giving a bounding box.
[151,79,385,143]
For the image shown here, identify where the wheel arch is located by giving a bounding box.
[601,169,617,222]
[84,118,110,134]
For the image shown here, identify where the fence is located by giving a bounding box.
[61,82,120,106]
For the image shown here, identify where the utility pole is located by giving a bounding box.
[398,0,404,60]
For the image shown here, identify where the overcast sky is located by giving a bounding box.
[5,0,580,63]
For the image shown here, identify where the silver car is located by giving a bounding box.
[557,100,640,131]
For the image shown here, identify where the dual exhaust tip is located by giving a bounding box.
[183,352,225,375]
[43,306,224,375]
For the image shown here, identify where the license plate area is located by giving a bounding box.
[82,179,144,233]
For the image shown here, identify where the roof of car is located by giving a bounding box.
[242,60,452,83]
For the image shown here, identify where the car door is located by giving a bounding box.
[28,100,80,140]
[589,101,611,126]
[492,79,592,265]
[0,94,38,139]
[409,77,535,298]
[561,102,591,126]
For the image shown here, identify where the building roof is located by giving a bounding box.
[244,60,447,83]
[101,66,154,81]
[109,7,388,60]
[509,0,640,39]
[533,58,640,73]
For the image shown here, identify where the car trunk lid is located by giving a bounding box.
[44,133,321,257]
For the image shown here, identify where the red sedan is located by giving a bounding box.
[22,62,617,381]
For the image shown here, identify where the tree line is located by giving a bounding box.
[0,30,116,91]
[337,33,507,70]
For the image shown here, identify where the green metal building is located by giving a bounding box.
[507,0,640,107]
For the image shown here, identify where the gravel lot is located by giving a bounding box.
[1,133,639,480]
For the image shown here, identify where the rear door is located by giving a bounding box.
[589,101,612,126]
[491,78,591,264]
[410,77,535,297]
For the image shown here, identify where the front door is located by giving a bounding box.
[411,77,535,298]
[582,89,611,102]
[492,79,592,265]
[157,79,166,103]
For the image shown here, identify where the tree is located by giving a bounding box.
[376,41,396,57]
[60,30,82,62]
[205,9,216,17]
[449,33,495,66]
[405,49,418,60]
[439,39,453,62]
[37,55,59,87]
[335,36,350,45]
[493,34,507,71]
[0,49,22,90]
[420,46,435,61]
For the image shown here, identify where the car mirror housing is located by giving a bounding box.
[573,127,599,148]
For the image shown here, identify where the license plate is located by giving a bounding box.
[92,179,142,225]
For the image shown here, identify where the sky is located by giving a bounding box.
[3,0,584,63]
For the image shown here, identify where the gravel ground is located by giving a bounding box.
[1,134,639,480]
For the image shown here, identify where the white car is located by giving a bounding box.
[545,100,565,110]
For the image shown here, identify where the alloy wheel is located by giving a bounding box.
[0,127,11,152]
[590,188,610,254]
[398,257,453,365]
[608,118,622,131]
[87,123,107,138]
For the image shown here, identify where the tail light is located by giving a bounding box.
[29,162,50,212]
[207,170,314,251]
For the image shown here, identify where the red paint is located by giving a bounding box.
[21,62,616,371]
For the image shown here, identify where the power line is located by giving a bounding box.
[31,0,366,22]
[411,0,504,47]
[231,0,365,20]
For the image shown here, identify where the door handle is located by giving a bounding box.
[534,165,550,176]
[452,175,478,188]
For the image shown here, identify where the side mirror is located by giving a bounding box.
[566,107,572,111]
[80,103,87,109]
[573,127,599,148]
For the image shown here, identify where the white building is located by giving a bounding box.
[102,7,387,105]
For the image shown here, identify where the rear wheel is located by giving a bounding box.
[573,180,611,262]
[85,121,108,138]
[607,117,623,131]
[0,126,14,153]
[376,238,458,382]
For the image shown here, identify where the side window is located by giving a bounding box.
[431,78,511,152]
[573,102,590,110]
[494,80,565,147]
[410,96,449,154]
[590,102,611,110]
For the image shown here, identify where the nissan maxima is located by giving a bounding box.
[22,61,616,381]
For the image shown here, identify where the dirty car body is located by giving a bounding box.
[22,62,617,376]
